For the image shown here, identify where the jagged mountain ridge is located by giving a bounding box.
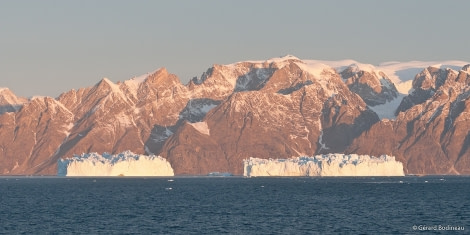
[347,66,470,174]
[0,55,469,175]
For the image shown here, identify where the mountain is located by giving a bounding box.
[347,65,470,174]
[0,88,27,114]
[161,58,378,175]
[0,56,469,175]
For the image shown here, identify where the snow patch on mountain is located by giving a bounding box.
[31,96,46,100]
[124,69,163,94]
[317,131,329,151]
[368,93,406,120]
[62,123,74,136]
[294,62,338,96]
[50,98,73,117]
[189,121,210,135]
[296,61,335,79]
[58,151,174,176]
[243,154,404,177]
[102,78,120,91]
[132,70,155,83]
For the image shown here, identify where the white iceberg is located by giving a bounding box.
[58,151,174,176]
[243,154,404,177]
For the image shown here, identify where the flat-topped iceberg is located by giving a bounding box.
[243,154,404,177]
[58,151,174,176]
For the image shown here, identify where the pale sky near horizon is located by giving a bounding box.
[1,0,470,97]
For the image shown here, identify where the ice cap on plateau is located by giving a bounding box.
[230,55,302,68]
[271,54,301,62]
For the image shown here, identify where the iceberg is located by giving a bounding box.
[243,154,404,177]
[207,172,233,177]
[58,151,174,176]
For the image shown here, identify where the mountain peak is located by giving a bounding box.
[227,55,302,70]
[0,88,27,114]
[128,68,165,84]
[0,88,26,102]
[278,54,301,60]
[265,55,302,67]
[144,67,181,86]
[0,88,13,98]
[150,67,169,77]
[462,64,470,73]
[0,87,17,95]
[96,77,122,92]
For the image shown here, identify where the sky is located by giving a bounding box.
[1,0,470,97]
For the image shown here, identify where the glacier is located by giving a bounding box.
[243,154,404,177]
[57,151,174,176]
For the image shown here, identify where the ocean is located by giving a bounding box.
[0,176,468,234]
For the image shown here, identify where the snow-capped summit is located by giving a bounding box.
[462,64,470,73]
[239,54,302,66]
[340,64,398,106]
[0,88,27,114]
[263,54,302,66]
[122,68,163,95]
[278,54,300,60]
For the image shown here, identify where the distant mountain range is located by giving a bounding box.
[1,55,469,175]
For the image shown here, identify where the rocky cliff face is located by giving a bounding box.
[347,67,470,174]
[0,56,469,175]
[340,65,398,106]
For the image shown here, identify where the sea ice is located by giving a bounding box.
[58,151,174,176]
[243,154,404,177]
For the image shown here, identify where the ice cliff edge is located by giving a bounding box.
[58,151,174,176]
[243,154,404,177]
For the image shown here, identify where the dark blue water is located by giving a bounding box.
[1,176,468,234]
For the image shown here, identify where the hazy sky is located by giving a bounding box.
[1,0,470,97]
